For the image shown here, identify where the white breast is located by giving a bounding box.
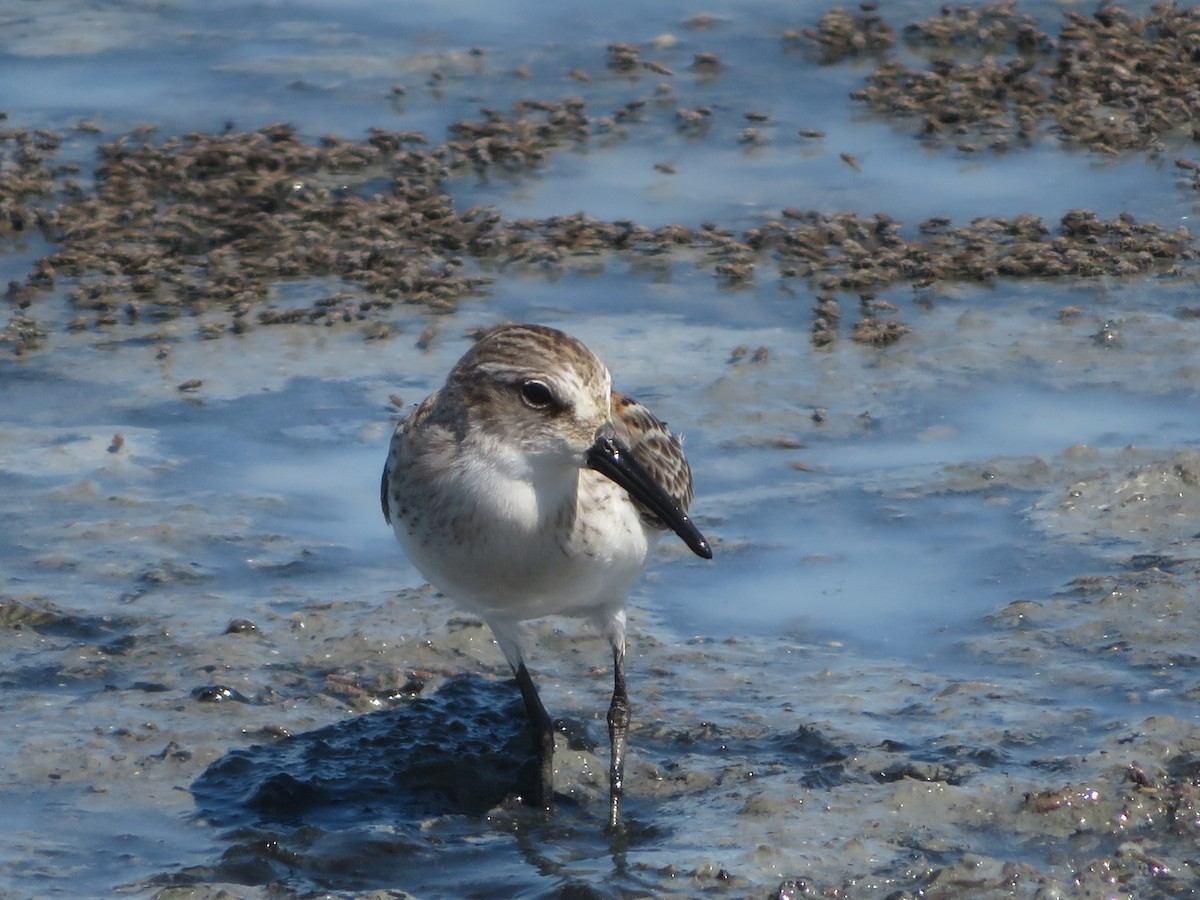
[393,456,655,625]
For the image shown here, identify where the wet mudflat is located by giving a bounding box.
[3,1,1200,897]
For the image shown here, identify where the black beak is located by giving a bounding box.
[587,432,713,560]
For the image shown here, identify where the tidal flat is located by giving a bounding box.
[2,1,1200,897]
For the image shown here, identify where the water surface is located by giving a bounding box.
[3,1,1200,897]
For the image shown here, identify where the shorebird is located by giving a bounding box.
[381,323,712,827]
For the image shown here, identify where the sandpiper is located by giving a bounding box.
[381,323,712,827]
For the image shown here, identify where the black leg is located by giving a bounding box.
[607,643,629,831]
[514,662,554,810]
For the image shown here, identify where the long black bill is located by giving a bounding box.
[587,433,713,560]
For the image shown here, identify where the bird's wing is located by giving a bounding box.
[381,391,441,525]
[610,391,696,521]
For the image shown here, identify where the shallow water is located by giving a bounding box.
[4,1,1200,898]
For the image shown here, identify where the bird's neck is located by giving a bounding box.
[460,437,580,529]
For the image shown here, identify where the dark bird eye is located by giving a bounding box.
[520,380,555,409]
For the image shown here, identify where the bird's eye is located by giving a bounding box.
[519,380,555,409]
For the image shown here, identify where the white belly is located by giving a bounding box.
[393,468,655,624]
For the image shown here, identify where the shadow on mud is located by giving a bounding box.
[192,675,535,829]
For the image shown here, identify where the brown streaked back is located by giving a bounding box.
[610,391,696,525]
